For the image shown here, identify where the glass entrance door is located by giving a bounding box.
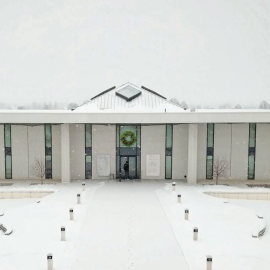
[120,156,137,179]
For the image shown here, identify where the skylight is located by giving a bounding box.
[116,85,142,101]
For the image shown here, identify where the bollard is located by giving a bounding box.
[177,194,181,203]
[185,209,189,220]
[82,182,85,191]
[69,208,74,220]
[172,182,176,191]
[61,226,66,241]
[193,227,198,241]
[77,193,81,204]
[47,253,53,270]
[207,256,212,270]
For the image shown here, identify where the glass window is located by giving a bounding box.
[248,123,256,179]
[45,125,52,148]
[4,124,11,147]
[206,124,214,179]
[166,125,173,148]
[85,124,91,147]
[5,155,12,179]
[85,124,92,179]
[165,156,172,179]
[207,124,214,148]
[45,124,52,179]
[4,124,12,179]
[165,125,173,179]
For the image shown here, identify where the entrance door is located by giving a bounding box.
[120,156,137,179]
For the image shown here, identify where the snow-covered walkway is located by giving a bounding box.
[70,181,189,270]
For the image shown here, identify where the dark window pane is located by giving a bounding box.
[166,156,172,179]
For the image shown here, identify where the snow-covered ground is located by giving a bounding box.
[0,181,270,269]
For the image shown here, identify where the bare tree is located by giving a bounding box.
[234,104,242,109]
[169,98,181,106]
[30,157,45,185]
[259,100,270,109]
[213,157,230,184]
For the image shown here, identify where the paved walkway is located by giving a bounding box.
[71,181,189,270]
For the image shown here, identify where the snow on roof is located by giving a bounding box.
[75,83,184,112]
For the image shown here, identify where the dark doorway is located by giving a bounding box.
[120,156,137,179]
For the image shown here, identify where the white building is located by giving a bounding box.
[0,83,270,183]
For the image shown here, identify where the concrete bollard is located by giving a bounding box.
[185,209,189,220]
[61,226,66,241]
[172,182,176,191]
[69,208,74,220]
[47,253,53,270]
[193,227,198,241]
[177,194,181,203]
[207,256,212,270]
[82,182,85,191]
[77,193,81,204]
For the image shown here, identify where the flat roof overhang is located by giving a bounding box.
[0,110,270,124]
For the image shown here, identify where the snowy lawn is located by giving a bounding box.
[0,181,270,269]
[157,183,270,270]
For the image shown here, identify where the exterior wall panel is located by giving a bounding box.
[231,124,249,180]
[141,125,166,179]
[28,125,45,180]
[197,124,207,180]
[172,124,188,180]
[92,125,116,180]
[52,125,61,180]
[255,124,270,180]
[11,125,28,179]
[214,124,232,179]
[0,125,5,179]
[70,124,85,180]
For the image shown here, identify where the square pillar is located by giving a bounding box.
[187,124,198,184]
[61,124,70,183]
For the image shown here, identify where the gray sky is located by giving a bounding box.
[0,0,270,107]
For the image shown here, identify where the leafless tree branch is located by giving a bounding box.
[213,157,230,184]
[30,157,45,185]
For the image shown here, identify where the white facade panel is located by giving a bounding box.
[172,124,188,180]
[255,124,270,180]
[214,124,232,179]
[231,124,249,180]
[11,125,28,179]
[141,125,166,179]
[0,125,5,179]
[92,125,116,180]
[70,124,85,180]
[197,124,207,180]
[28,125,45,180]
[52,125,61,180]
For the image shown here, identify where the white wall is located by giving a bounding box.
[214,124,232,179]
[141,125,166,179]
[11,125,28,179]
[231,124,249,180]
[92,125,116,180]
[52,125,61,180]
[197,124,207,180]
[0,125,5,179]
[28,125,45,179]
[70,124,85,180]
[172,124,188,179]
[255,124,270,180]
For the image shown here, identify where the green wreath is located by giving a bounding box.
[121,130,137,147]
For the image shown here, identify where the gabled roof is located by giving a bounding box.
[75,83,183,112]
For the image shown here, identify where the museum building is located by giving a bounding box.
[1,83,270,184]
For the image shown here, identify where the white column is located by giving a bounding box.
[187,124,198,184]
[61,124,70,183]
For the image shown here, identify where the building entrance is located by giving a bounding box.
[116,125,141,180]
[120,156,137,179]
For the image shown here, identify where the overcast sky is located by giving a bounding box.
[0,0,270,107]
